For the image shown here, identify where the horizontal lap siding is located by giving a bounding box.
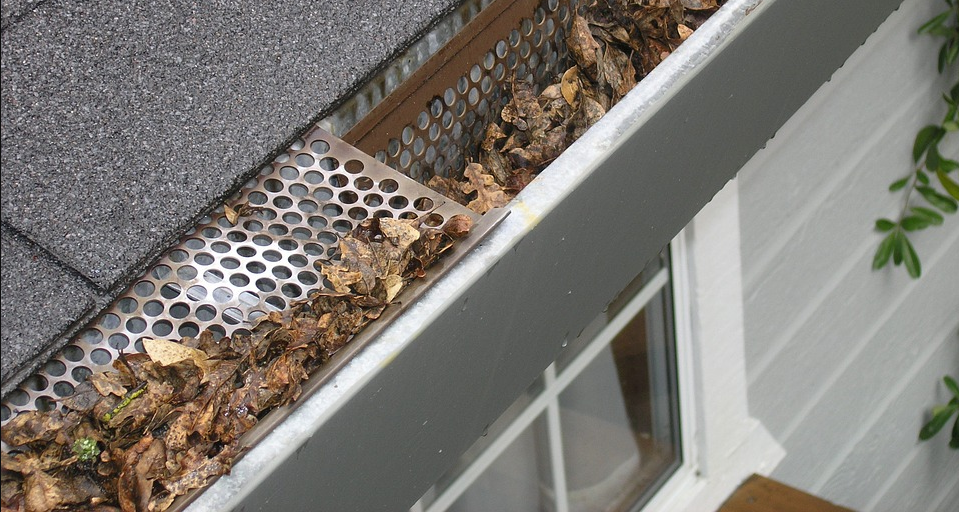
[818,330,959,510]
[737,0,959,509]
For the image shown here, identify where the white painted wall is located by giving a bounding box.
[737,0,959,510]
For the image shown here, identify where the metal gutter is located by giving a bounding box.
[191,0,904,510]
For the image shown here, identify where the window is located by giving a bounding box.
[412,251,681,512]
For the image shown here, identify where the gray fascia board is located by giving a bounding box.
[218,0,903,510]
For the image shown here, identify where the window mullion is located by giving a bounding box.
[424,384,552,511]
[544,364,570,512]
[551,269,670,394]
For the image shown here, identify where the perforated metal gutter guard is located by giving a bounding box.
[2,0,904,509]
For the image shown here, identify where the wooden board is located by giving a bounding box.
[718,474,856,512]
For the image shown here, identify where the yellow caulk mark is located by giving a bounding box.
[511,200,540,228]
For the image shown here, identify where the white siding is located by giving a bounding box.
[737,0,959,509]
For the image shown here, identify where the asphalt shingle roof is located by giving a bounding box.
[0,229,95,383]
[0,0,460,394]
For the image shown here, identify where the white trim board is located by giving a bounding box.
[644,178,785,512]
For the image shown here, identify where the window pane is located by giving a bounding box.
[414,375,546,510]
[558,287,679,512]
[447,414,553,512]
[555,251,668,372]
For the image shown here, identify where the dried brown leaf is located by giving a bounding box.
[60,381,102,413]
[501,129,529,152]
[480,122,507,152]
[501,79,547,137]
[442,215,473,239]
[508,141,559,170]
[331,237,378,295]
[410,228,455,273]
[505,168,537,193]
[427,174,470,205]
[567,14,601,77]
[0,410,79,447]
[143,338,212,379]
[543,96,572,125]
[381,274,405,303]
[103,381,174,432]
[222,202,261,227]
[480,147,512,185]
[321,264,366,295]
[596,24,633,46]
[90,371,132,398]
[117,435,165,512]
[461,163,510,214]
[561,66,581,107]
[23,468,61,512]
[599,45,637,101]
[378,218,421,254]
[264,349,310,407]
[223,204,240,226]
[540,82,563,101]
[160,444,236,500]
[568,95,607,141]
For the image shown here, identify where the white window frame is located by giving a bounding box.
[642,178,785,512]
[412,177,786,512]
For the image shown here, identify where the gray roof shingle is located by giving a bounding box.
[0,230,96,384]
[0,0,460,394]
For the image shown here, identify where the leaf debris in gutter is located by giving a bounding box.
[1,216,471,512]
[429,0,725,213]
[0,1,725,510]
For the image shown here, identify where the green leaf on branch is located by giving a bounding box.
[946,375,959,399]
[938,170,959,200]
[901,215,930,231]
[875,218,896,231]
[892,230,904,265]
[919,400,958,440]
[918,377,959,449]
[946,39,959,69]
[940,42,958,73]
[917,169,930,185]
[889,177,910,191]
[918,11,950,34]
[873,232,896,270]
[899,233,921,277]
[911,206,945,225]
[913,125,943,162]
[940,158,959,173]
[918,185,959,212]
[926,143,942,171]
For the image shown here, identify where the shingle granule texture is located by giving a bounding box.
[1,0,459,391]
[1,0,460,288]
[0,231,95,384]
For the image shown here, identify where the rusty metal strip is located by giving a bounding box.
[345,0,575,183]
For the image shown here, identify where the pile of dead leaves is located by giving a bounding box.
[429,0,724,214]
[0,215,471,512]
